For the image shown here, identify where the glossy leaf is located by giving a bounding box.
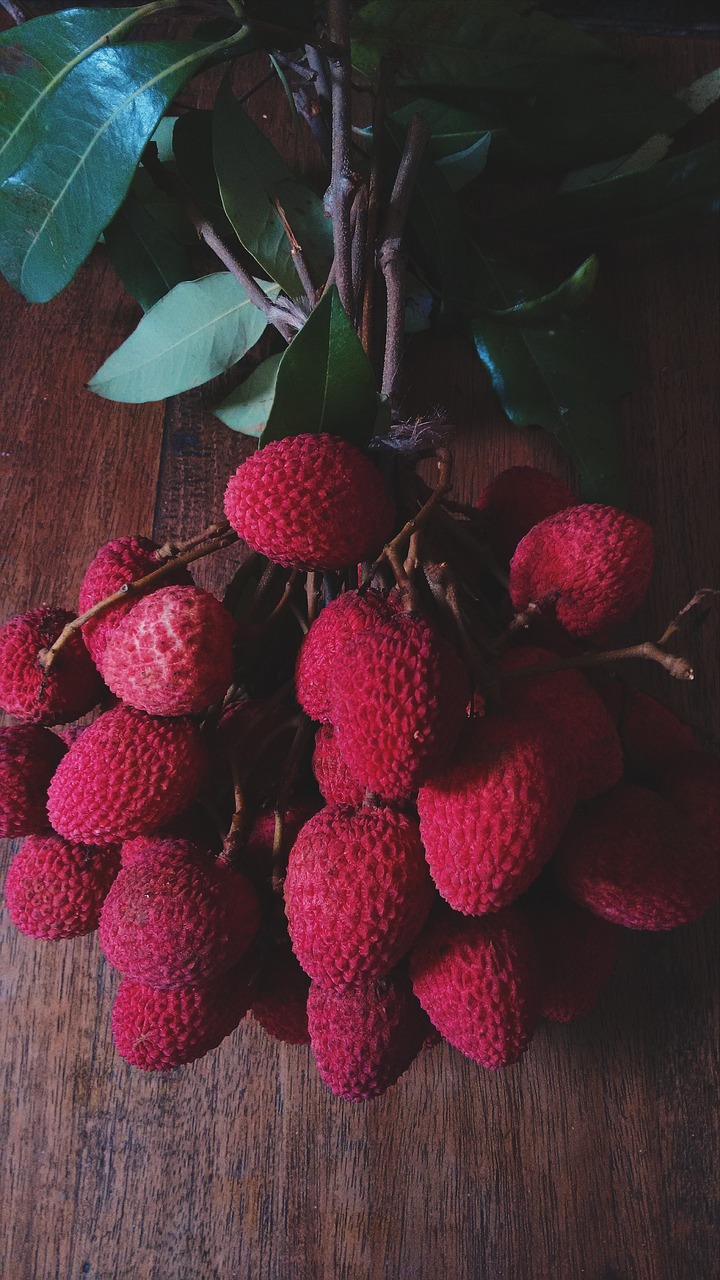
[382,98,495,160]
[88,272,277,403]
[436,132,491,191]
[261,286,376,447]
[0,37,232,303]
[481,255,599,322]
[213,353,283,436]
[213,77,333,298]
[104,190,195,311]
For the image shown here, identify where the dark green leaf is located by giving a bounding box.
[88,272,277,403]
[132,166,197,245]
[436,132,491,191]
[0,36,237,303]
[262,286,377,447]
[0,5,159,184]
[269,53,300,125]
[213,77,333,298]
[213,353,283,436]
[382,98,495,160]
[104,190,195,311]
[481,254,599,322]
[172,109,236,241]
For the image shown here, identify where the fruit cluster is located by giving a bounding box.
[1,435,718,1098]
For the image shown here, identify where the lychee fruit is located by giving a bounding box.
[99,851,260,987]
[0,724,66,837]
[120,835,212,870]
[417,714,576,916]
[47,705,209,843]
[476,465,575,563]
[251,945,311,1045]
[78,535,192,671]
[307,970,430,1100]
[312,725,366,807]
[595,681,698,782]
[242,803,318,884]
[101,585,235,716]
[497,647,622,801]
[523,891,622,1022]
[223,434,396,571]
[0,607,104,725]
[554,783,719,929]
[653,751,719,845]
[284,806,435,986]
[296,589,395,723]
[410,907,538,1069]
[111,966,252,1071]
[5,835,120,939]
[509,504,653,637]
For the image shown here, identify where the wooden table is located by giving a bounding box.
[1,33,718,1280]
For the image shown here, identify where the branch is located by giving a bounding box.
[0,0,26,22]
[361,449,452,590]
[325,0,354,317]
[379,114,431,402]
[274,198,317,304]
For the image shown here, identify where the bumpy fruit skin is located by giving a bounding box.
[284,806,435,986]
[99,853,260,987]
[223,434,395,571]
[307,971,430,1100]
[47,705,209,843]
[0,607,103,725]
[120,835,212,870]
[312,725,366,808]
[555,783,719,930]
[243,804,318,884]
[5,835,120,939]
[476,466,575,563]
[101,585,235,716]
[524,892,621,1022]
[653,751,720,845]
[497,647,622,802]
[79,535,192,671]
[410,908,538,1069]
[509,504,654,637]
[296,590,394,723]
[251,946,311,1045]
[417,715,575,915]
[330,614,470,802]
[595,682,698,782]
[112,967,251,1071]
[0,724,66,837]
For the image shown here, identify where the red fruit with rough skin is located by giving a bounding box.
[524,891,622,1022]
[242,803,319,884]
[313,725,367,808]
[497,647,622,801]
[251,946,311,1045]
[509,504,654,637]
[476,466,575,563]
[78,535,192,671]
[296,589,395,723]
[47,705,209,843]
[554,783,719,929]
[5,834,120,939]
[99,852,260,987]
[307,970,430,1100]
[120,835,212,870]
[284,806,435,986]
[417,715,576,916]
[595,681,698,782]
[0,724,66,837]
[101,585,235,716]
[112,966,252,1071]
[0,607,103,725]
[653,751,720,845]
[330,613,471,802]
[410,907,538,1069]
[224,434,395,571]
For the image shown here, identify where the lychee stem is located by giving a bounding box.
[379,113,431,403]
[326,0,354,317]
[273,197,317,305]
[360,448,453,590]
[498,641,694,682]
[271,715,314,892]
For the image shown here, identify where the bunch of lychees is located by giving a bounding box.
[1,433,718,1096]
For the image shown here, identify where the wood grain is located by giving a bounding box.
[1,36,718,1280]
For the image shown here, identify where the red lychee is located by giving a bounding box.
[509,504,653,637]
[5,834,120,939]
[307,970,430,1100]
[595,681,698,782]
[0,607,103,725]
[312,725,366,807]
[476,465,575,563]
[251,945,311,1045]
[99,852,260,987]
[296,589,395,723]
[223,434,396,571]
[242,803,318,884]
[0,724,66,837]
[284,806,435,986]
[554,783,719,930]
[410,907,538,1069]
[497,647,622,801]
[78,535,192,671]
[120,835,212,870]
[653,751,719,846]
[417,714,576,916]
[47,705,209,843]
[111,966,252,1071]
[101,585,235,716]
[523,891,622,1022]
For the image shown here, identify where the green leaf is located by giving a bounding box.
[0,36,237,303]
[88,272,277,403]
[261,286,377,447]
[213,76,333,298]
[481,254,599,322]
[269,53,300,125]
[381,98,495,161]
[436,132,491,191]
[0,3,168,185]
[213,353,283,436]
[172,109,236,240]
[471,243,633,504]
[104,190,195,311]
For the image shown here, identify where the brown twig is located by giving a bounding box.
[351,184,369,316]
[306,571,322,625]
[246,570,300,634]
[270,716,314,892]
[0,0,26,22]
[360,62,386,363]
[379,114,431,402]
[658,588,718,646]
[155,519,231,560]
[274,198,317,305]
[498,641,694,684]
[361,449,453,589]
[325,0,354,316]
